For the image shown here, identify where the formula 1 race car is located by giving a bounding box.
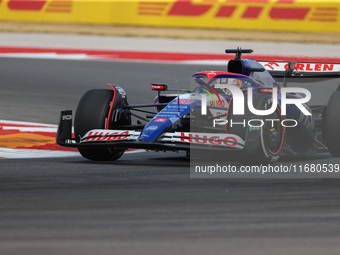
[56,48,340,163]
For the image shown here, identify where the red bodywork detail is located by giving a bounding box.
[259,89,272,93]
[154,118,167,122]
[269,7,310,20]
[196,71,249,80]
[215,5,236,17]
[8,0,47,11]
[242,6,263,18]
[106,84,117,130]
[151,84,167,90]
[258,88,279,94]
[264,62,280,70]
[168,0,213,16]
[201,82,222,106]
[172,99,194,105]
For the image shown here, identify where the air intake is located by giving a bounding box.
[228,59,243,74]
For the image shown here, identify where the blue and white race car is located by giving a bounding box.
[56,48,340,163]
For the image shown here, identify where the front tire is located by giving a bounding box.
[74,89,125,161]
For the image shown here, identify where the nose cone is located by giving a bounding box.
[137,94,196,142]
[138,116,180,142]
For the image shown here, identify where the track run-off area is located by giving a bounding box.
[1,33,340,255]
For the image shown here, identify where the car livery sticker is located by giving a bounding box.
[260,61,340,72]
[81,130,141,143]
[161,132,245,150]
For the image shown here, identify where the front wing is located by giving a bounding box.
[56,111,245,151]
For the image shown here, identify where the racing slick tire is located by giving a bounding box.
[323,90,340,157]
[228,93,285,164]
[74,89,126,161]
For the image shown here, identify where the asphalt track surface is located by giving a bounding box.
[1,58,340,255]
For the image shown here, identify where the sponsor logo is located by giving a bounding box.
[294,63,334,72]
[84,131,129,142]
[156,114,180,118]
[264,62,280,70]
[263,62,337,72]
[145,126,158,131]
[116,86,126,98]
[179,132,239,147]
[6,0,73,13]
[209,99,226,107]
[138,0,332,24]
[62,115,72,121]
[154,118,167,122]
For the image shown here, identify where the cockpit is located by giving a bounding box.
[193,73,266,96]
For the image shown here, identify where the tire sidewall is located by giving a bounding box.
[74,88,127,161]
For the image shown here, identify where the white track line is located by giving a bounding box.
[0,148,80,159]
[0,52,229,65]
[0,53,91,60]
[0,148,145,159]
[0,119,58,127]
[0,120,145,159]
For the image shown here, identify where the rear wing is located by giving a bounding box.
[259,61,340,78]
